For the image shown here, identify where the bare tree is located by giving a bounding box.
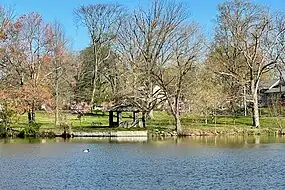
[1,12,52,122]
[0,6,14,40]
[74,4,125,107]
[74,45,123,103]
[116,0,188,119]
[190,64,226,125]
[214,0,285,128]
[208,42,249,117]
[152,24,204,134]
[45,21,68,126]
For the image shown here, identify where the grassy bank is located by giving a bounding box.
[148,111,285,136]
[2,110,285,137]
[2,111,144,136]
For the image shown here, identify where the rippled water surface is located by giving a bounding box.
[1,136,285,190]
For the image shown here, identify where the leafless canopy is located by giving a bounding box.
[213,0,285,127]
[74,4,125,45]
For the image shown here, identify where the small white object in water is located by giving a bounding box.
[83,149,90,153]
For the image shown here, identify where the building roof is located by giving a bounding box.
[265,86,285,93]
[259,79,279,90]
[106,104,140,112]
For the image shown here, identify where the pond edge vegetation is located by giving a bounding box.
[1,0,285,137]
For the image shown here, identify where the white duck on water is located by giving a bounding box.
[83,149,90,153]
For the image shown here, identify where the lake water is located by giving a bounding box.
[1,136,285,190]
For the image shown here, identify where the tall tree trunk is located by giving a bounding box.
[252,91,260,128]
[91,75,96,101]
[147,81,154,119]
[90,65,98,108]
[90,44,98,109]
[148,110,154,120]
[28,100,36,123]
[166,93,183,135]
[174,113,182,135]
[28,109,35,123]
[55,68,59,127]
[243,85,247,116]
[251,106,255,126]
[251,75,260,128]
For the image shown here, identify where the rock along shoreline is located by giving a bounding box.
[2,127,285,139]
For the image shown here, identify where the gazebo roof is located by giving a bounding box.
[106,104,140,112]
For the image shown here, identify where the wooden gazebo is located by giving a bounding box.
[106,104,144,128]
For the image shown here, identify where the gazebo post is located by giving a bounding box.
[142,112,146,128]
[133,112,136,122]
[107,105,142,128]
[117,111,122,126]
[133,111,139,127]
[109,111,113,127]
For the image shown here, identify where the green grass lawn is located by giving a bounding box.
[9,111,139,132]
[6,110,285,133]
[147,111,285,131]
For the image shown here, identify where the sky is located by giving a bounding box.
[1,0,285,51]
